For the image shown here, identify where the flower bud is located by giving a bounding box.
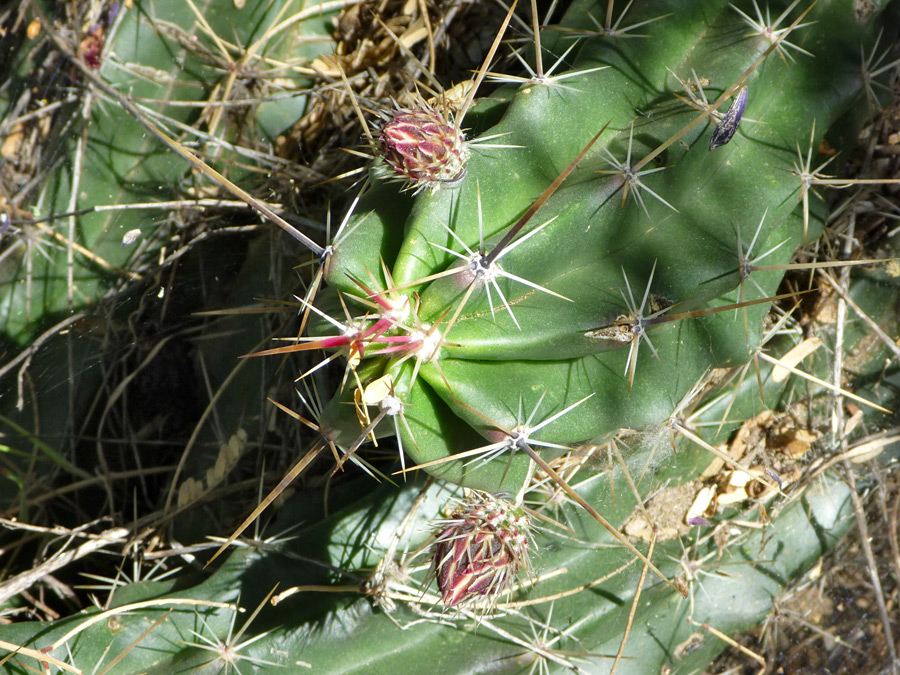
[433,491,530,608]
[379,108,469,192]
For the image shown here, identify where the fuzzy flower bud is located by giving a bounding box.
[379,108,469,191]
[433,490,530,608]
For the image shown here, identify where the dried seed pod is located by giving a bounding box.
[709,86,748,150]
[433,490,530,607]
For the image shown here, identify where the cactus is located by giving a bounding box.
[303,0,894,517]
[0,0,344,493]
[0,0,338,346]
[0,0,898,672]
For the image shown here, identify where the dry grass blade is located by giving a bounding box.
[48,598,238,652]
[206,442,324,566]
[697,620,766,668]
[819,271,900,363]
[519,445,686,597]
[610,534,655,674]
[28,0,325,258]
[0,526,129,607]
[497,557,637,609]
[840,465,899,670]
[455,0,519,132]
[671,422,784,496]
[756,352,890,413]
[97,610,174,675]
[0,641,81,673]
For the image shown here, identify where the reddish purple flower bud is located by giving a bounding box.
[379,108,469,192]
[433,491,530,608]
